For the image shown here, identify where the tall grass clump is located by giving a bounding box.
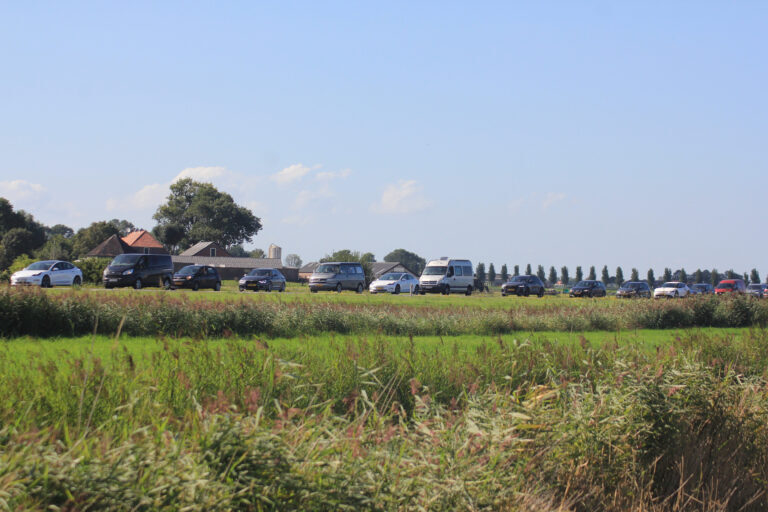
[3,288,768,338]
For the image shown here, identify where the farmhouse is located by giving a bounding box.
[86,229,168,257]
[179,241,230,258]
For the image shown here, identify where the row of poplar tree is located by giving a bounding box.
[474,263,764,288]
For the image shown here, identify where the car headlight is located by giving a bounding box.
[122,269,134,275]
[186,276,192,280]
[258,279,267,283]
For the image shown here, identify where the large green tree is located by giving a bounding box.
[153,178,261,252]
[601,265,610,285]
[525,263,532,276]
[560,266,569,285]
[750,268,760,284]
[647,269,655,288]
[513,265,520,277]
[500,264,508,283]
[711,269,720,286]
[631,268,639,281]
[384,249,426,275]
[0,198,47,268]
[663,268,672,282]
[536,265,546,283]
[575,266,583,282]
[587,266,596,280]
[615,267,624,287]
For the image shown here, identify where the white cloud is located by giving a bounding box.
[0,180,45,201]
[174,166,227,182]
[271,164,313,185]
[371,180,431,214]
[316,168,351,181]
[541,192,566,210]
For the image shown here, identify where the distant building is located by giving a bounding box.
[268,244,282,261]
[179,241,231,258]
[86,230,168,257]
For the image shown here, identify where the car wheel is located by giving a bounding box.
[517,288,525,297]
[134,278,143,290]
[265,282,272,292]
[501,291,506,297]
[394,284,400,295]
[336,283,343,293]
[414,285,419,294]
[163,278,171,290]
[524,288,530,297]
[311,288,318,293]
[41,275,51,288]
[465,285,472,296]
[279,283,285,292]
[588,290,594,298]
[239,285,245,292]
[673,291,678,298]
[444,285,450,295]
[214,281,221,291]
[538,288,544,298]
[72,276,81,286]
[356,283,364,294]
[192,281,199,291]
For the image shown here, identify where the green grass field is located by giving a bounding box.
[3,284,768,510]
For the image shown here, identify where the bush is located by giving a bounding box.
[75,257,111,284]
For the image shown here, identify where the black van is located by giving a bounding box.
[103,254,174,289]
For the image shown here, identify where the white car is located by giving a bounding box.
[369,272,420,294]
[10,260,83,288]
[653,281,691,299]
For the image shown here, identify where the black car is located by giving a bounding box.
[690,283,714,295]
[172,265,221,291]
[239,268,286,292]
[569,280,607,298]
[501,275,546,297]
[616,281,651,298]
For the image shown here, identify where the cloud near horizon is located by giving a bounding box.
[0,179,45,203]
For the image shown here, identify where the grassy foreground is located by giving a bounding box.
[2,329,768,510]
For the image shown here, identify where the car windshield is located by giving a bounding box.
[748,284,762,290]
[661,282,677,288]
[621,282,642,290]
[693,284,707,289]
[379,273,402,281]
[177,266,201,275]
[111,254,142,266]
[575,281,590,287]
[508,276,525,283]
[423,266,447,276]
[248,269,271,277]
[717,282,735,289]
[315,264,339,274]
[26,261,55,271]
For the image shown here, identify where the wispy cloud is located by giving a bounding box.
[371,180,431,214]
[541,192,566,210]
[316,168,351,181]
[293,185,333,209]
[271,164,314,185]
[0,180,45,202]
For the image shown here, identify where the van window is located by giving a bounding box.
[463,266,472,277]
[455,266,463,276]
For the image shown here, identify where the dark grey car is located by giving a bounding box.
[238,268,286,292]
[501,275,546,297]
[308,262,365,293]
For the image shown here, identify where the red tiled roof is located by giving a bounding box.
[121,230,164,248]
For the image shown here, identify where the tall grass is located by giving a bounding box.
[2,287,768,338]
[2,331,768,509]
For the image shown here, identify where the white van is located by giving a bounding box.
[418,258,474,295]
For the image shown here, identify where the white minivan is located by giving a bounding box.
[418,258,474,295]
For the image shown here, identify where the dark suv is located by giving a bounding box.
[308,262,365,293]
[173,265,221,291]
[103,254,174,289]
[690,283,714,295]
[501,275,546,297]
[616,281,651,298]
[569,280,607,298]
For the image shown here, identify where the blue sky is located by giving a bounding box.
[1,2,766,275]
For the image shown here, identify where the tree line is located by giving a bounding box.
[473,263,764,287]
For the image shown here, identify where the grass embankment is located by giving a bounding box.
[3,286,767,339]
[2,329,768,510]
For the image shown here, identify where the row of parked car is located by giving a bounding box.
[8,256,768,299]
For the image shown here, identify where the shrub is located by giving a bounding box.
[76,257,112,284]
